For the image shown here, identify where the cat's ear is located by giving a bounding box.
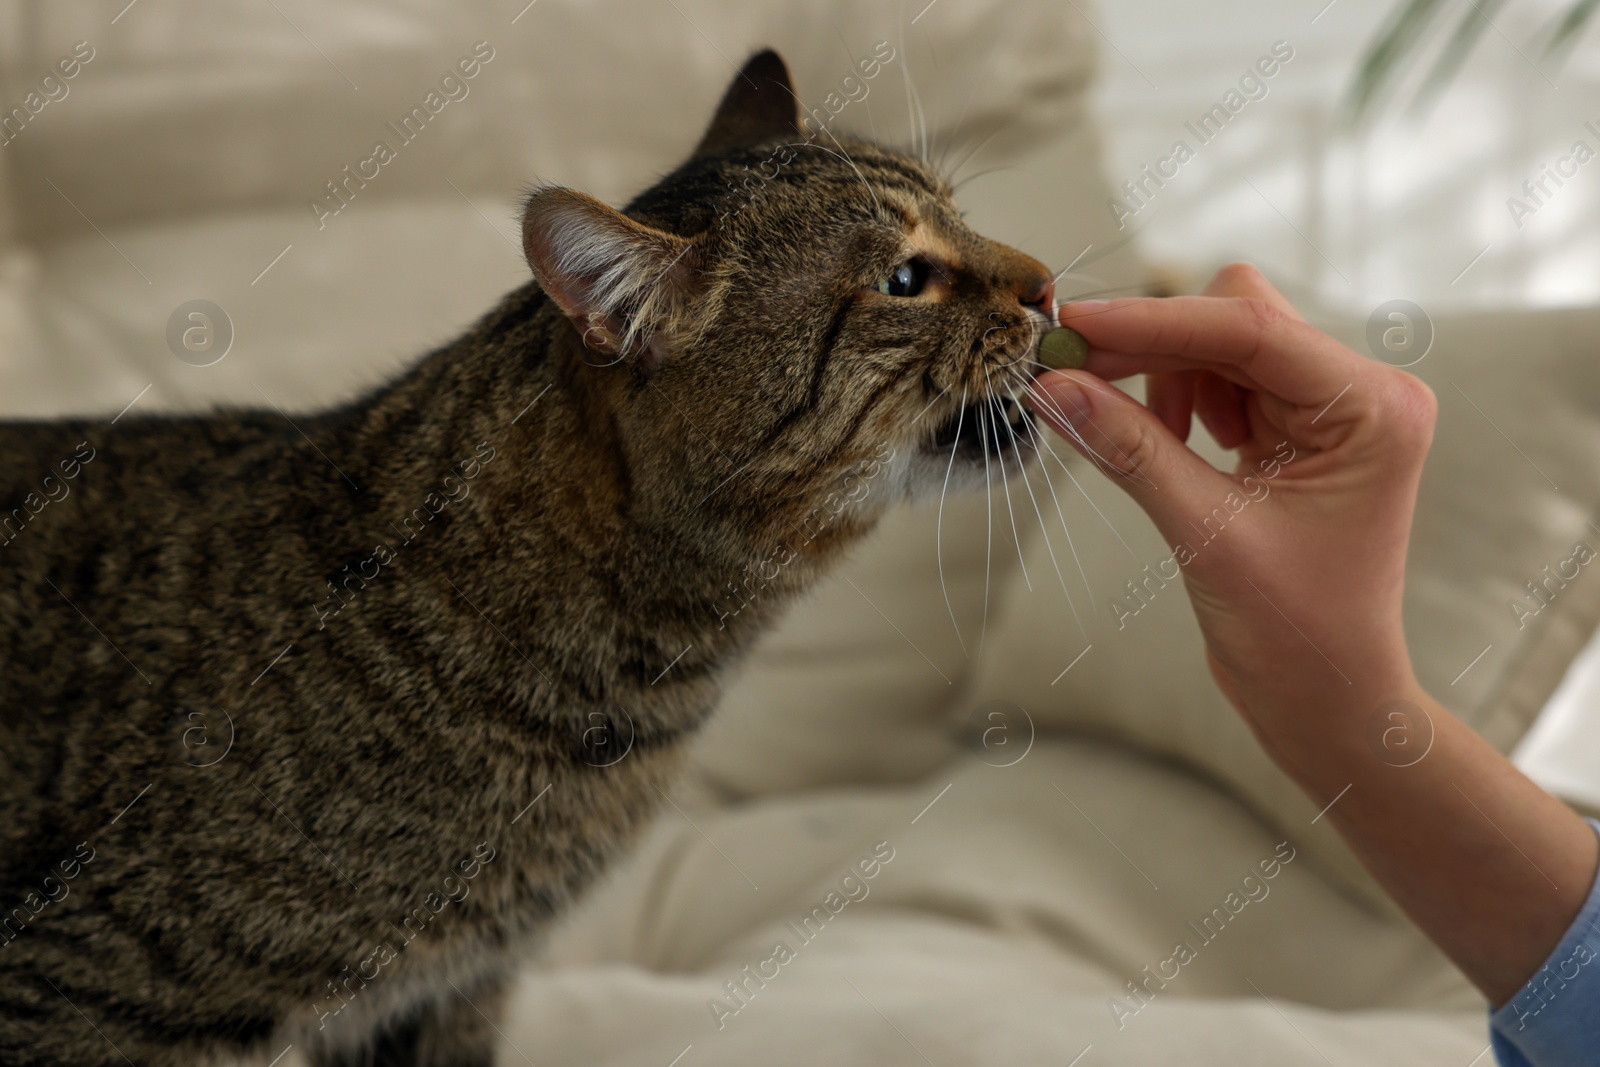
[692,49,800,159]
[522,187,698,370]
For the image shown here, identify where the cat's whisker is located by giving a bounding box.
[985,380,1032,594]
[909,75,931,167]
[1053,266,1100,290]
[1017,369,1134,482]
[911,70,930,167]
[914,22,948,174]
[1004,367,1107,607]
[1050,243,1100,287]
[1018,362,1155,493]
[768,76,820,142]
[910,384,952,426]
[997,374,1087,640]
[1024,383,1139,489]
[1000,374,1069,470]
[769,75,880,209]
[1015,370,1087,435]
[817,127,893,214]
[1055,281,1153,304]
[830,25,880,145]
[778,141,882,215]
[1019,411,1097,637]
[935,386,969,657]
[896,10,920,164]
[932,53,992,179]
[1049,232,1152,286]
[1023,404,1143,563]
[950,165,1018,195]
[945,118,1013,191]
[896,11,931,166]
[975,386,994,658]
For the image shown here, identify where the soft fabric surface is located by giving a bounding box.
[519,740,1484,1066]
[5,2,1591,1064]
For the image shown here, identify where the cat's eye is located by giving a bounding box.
[873,260,926,298]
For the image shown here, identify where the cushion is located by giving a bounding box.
[8,0,1096,239]
[527,739,1484,1066]
[1516,623,1600,817]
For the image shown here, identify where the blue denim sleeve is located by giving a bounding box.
[1490,819,1600,1067]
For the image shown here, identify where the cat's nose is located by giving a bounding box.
[996,246,1055,315]
[985,239,1056,319]
[1017,273,1055,315]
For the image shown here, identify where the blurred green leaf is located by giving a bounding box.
[1347,0,1597,122]
[1343,0,1451,121]
[1545,0,1600,61]
[1409,0,1507,117]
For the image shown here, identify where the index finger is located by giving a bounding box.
[1058,296,1371,409]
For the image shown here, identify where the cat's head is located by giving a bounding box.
[521,49,1054,549]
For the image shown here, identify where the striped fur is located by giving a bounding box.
[0,50,1053,1066]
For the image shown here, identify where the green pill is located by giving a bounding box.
[1037,326,1088,371]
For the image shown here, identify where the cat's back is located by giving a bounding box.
[0,405,367,624]
[0,410,355,840]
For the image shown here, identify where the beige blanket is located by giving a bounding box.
[511,739,1485,1066]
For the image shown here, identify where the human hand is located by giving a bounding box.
[1027,264,1438,770]
[1028,265,1600,1008]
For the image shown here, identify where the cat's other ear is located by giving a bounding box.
[522,187,698,371]
[692,49,800,159]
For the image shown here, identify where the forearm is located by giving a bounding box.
[1262,683,1599,1006]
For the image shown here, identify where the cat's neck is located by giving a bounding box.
[326,283,863,691]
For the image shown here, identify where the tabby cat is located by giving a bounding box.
[0,49,1054,1067]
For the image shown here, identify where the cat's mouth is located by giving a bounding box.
[925,391,1035,460]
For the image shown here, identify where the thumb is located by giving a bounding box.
[1029,369,1233,544]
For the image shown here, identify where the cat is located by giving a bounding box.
[0,48,1055,1067]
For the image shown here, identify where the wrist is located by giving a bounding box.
[1234,668,1431,794]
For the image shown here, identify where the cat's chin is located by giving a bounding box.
[902,393,1039,499]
